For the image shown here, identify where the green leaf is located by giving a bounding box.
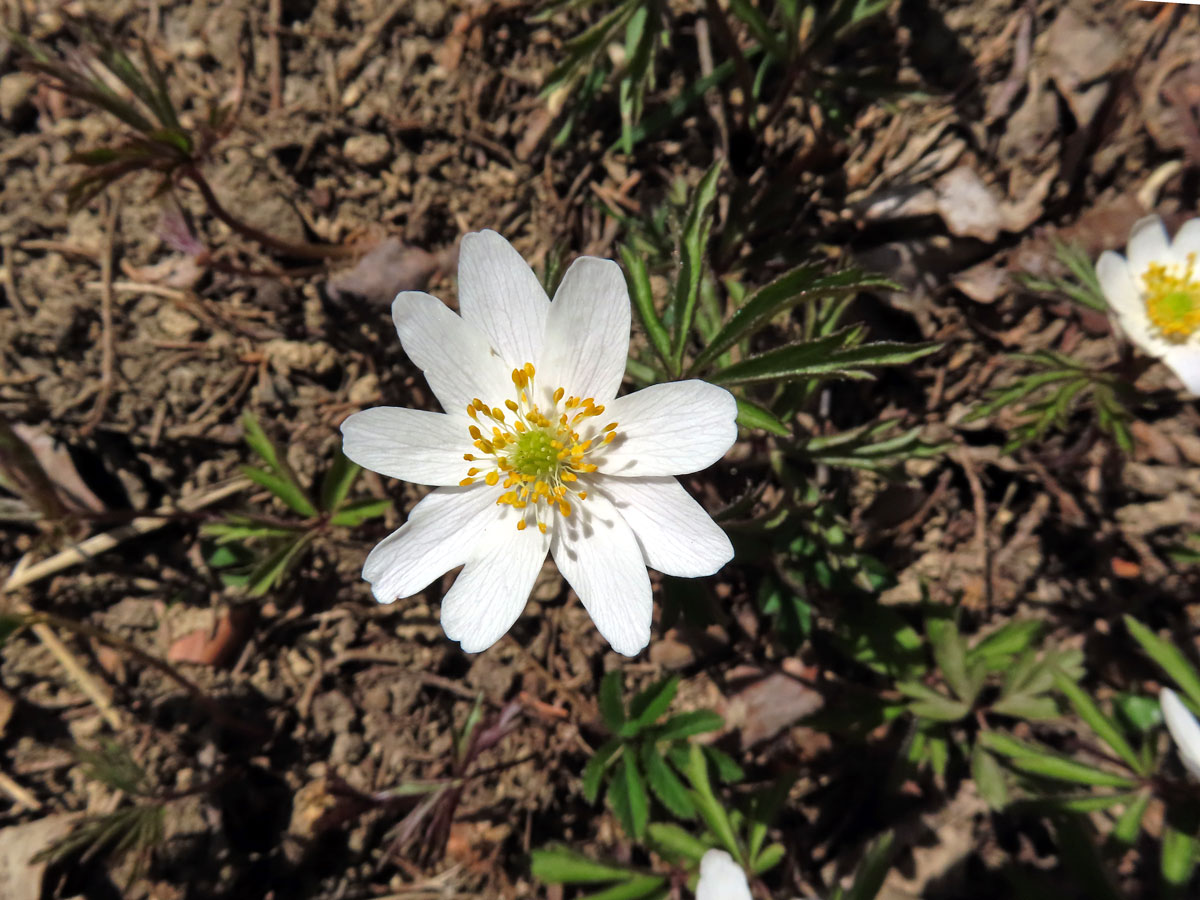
[647,822,709,863]
[0,613,26,647]
[833,830,895,900]
[971,744,1008,810]
[670,158,723,371]
[979,732,1138,788]
[1125,615,1200,708]
[927,617,972,703]
[702,745,744,782]
[531,846,632,883]
[691,265,897,374]
[1111,789,1152,846]
[620,244,673,373]
[583,739,621,805]
[752,842,785,874]
[599,671,626,733]
[989,693,1060,721]
[1162,824,1199,886]
[970,620,1043,661]
[735,397,791,436]
[609,751,649,839]
[1052,814,1124,900]
[580,876,668,900]
[241,466,318,518]
[245,533,314,597]
[242,409,282,471]
[630,676,679,729]
[328,498,391,527]
[1052,669,1142,773]
[652,709,724,742]
[898,682,971,722]
[713,332,940,386]
[320,449,361,513]
[640,743,695,819]
[682,744,740,859]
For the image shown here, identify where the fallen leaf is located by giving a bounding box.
[7,423,105,515]
[167,606,253,667]
[326,237,455,306]
[722,672,824,748]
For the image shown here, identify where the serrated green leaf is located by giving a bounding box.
[691,264,897,374]
[245,532,313,597]
[242,410,282,470]
[682,743,740,859]
[630,676,679,729]
[640,743,695,819]
[735,397,791,436]
[702,745,744,782]
[927,617,972,703]
[531,846,632,883]
[989,693,1059,721]
[583,739,621,805]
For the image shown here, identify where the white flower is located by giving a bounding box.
[1160,687,1200,779]
[1097,214,1200,394]
[696,849,753,900]
[340,230,737,657]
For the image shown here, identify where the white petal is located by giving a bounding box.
[1160,345,1200,395]
[1126,215,1170,278]
[696,850,752,900]
[597,381,738,477]
[1096,250,1155,352]
[1171,218,1200,261]
[540,257,631,403]
[1161,688,1200,779]
[362,485,499,603]
[457,230,549,371]
[551,491,652,656]
[341,407,473,486]
[597,476,733,577]
[441,509,550,653]
[392,291,512,413]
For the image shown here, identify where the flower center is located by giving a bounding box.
[458,362,618,534]
[1142,253,1200,343]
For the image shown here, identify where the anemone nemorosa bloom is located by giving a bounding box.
[696,849,753,900]
[1097,215,1200,394]
[1160,687,1200,779]
[340,231,737,656]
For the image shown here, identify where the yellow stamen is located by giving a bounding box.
[1143,253,1200,342]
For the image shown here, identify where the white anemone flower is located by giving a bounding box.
[1096,214,1200,394]
[340,230,737,657]
[1160,687,1200,779]
[696,849,753,900]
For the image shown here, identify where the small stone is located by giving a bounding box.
[343,134,392,168]
[0,73,36,122]
[347,373,379,406]
[155,302,201,340]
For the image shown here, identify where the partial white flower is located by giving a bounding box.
[696,849,753,900]
[1160,687,1200,779]
[1097,214,1200,394]
[341,230,737,657]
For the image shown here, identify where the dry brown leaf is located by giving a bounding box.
[0,815,78,900]
[166,607,251,667]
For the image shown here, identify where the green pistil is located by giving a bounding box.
[509,429,557,478]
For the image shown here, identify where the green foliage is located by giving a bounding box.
[966,350,1135,454]
[9,23,227,211]
[585,671,731,839]
[1017,239,1108,313]
[34,742,166,881]
[202,411,388,596]
[539,0,899,152]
